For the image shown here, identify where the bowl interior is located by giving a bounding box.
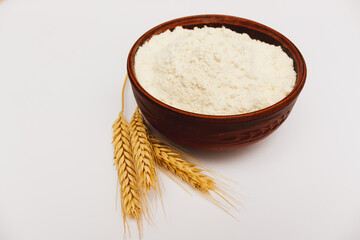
[127,15,306,120]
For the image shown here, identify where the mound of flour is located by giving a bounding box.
[134,26,296,115]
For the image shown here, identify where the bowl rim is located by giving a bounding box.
[127,14,307,121]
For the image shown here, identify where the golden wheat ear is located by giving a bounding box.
[129,107,162,224]
[130,107,159,193]
[113,112,143,235]
[149,133,241,218]
[112,76,143,239]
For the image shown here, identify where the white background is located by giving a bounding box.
[1,0,359,239]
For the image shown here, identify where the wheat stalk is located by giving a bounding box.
[112,76,142,237]
[130,107,159,193]
[113,113,142,218]
[112,75,239,239]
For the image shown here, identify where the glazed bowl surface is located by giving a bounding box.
[127,14,306,151]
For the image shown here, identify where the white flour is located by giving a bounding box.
[134,26,296,115]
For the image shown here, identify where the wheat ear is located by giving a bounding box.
[149,134,240,217]
[130,107,159,193]
[112,76,142,236]
[150,136,216,193]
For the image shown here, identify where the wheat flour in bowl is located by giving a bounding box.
[134,26,296,115]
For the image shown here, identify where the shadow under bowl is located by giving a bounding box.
[127,14,306,151]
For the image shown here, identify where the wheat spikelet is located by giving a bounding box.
[130,107,159,193]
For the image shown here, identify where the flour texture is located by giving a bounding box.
[135,26,296,115]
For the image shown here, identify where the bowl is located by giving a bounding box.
[127,15,306,151]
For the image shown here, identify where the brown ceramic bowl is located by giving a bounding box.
[127,15,306,151]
